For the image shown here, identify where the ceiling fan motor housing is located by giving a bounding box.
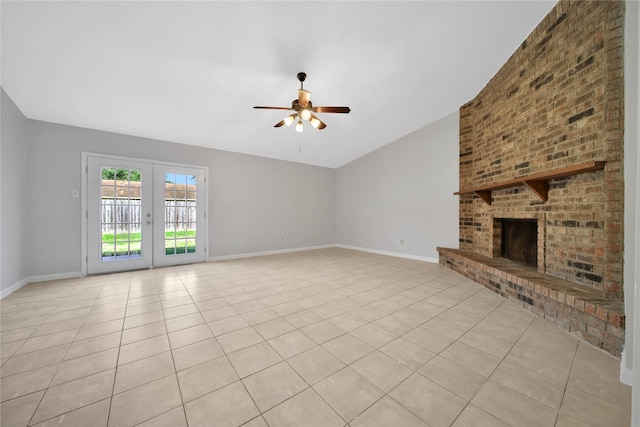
[291,99,312,110]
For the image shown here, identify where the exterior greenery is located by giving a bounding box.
[101,230,196,256]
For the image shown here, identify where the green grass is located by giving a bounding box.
[102,230,196,257]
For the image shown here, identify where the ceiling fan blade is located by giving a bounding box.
[312,106,351,114]
[309,114,327,130]
[298,89,311,108]
[274,119,286,128]
[253,106,294,111]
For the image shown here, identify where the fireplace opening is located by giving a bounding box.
[501,219,538,268]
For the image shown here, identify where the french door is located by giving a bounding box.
[86,155,206,274]
[152,165,206,268]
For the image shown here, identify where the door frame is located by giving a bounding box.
[81,152,209,276]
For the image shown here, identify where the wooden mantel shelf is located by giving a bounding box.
[455,161,606,205]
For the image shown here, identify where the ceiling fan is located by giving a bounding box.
[254,72,350,132]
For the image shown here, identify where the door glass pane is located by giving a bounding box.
[164,172,197,256]
[101,166,143,261]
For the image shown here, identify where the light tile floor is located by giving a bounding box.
[0,248,632,426]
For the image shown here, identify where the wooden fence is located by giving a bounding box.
[101,199,196,233]
[100,179,197,233]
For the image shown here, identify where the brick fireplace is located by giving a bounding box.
[438,0,626,356]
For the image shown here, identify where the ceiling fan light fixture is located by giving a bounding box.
[284,114,296,127]
[254,72,350,132]
[300,109,311,121]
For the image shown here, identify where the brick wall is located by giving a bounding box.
[458,0,625,299]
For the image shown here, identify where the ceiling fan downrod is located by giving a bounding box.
[297,72,306,90]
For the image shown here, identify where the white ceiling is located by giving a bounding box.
[1,1,555,168]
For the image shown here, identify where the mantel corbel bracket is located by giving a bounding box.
[475,190,493,205]
[523,180,549,201]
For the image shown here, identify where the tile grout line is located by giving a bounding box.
[553,340,581,427]
[103,272,133,427]
[256,272,484,426]
[23,274,115,426]
[184,266,265,426]
[445,302,537,427]
[164,266,194,427]
[367,295,511,427]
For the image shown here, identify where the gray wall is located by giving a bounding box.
[15,108,460,282]
[335,112,459,261]
[1,88,29,296]
[623,0,640,419]
[26,120,335,277]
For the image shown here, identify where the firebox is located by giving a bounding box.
[501,219,538,268]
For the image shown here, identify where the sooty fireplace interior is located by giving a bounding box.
[501,219,538,268]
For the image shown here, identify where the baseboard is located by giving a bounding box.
[620,366,633,386]
[620,348,634,386]
[335,244,439,263]
[0,271,84,300]
[208,245,336,262]
[0,277,31,299]
[29,271,84,283]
